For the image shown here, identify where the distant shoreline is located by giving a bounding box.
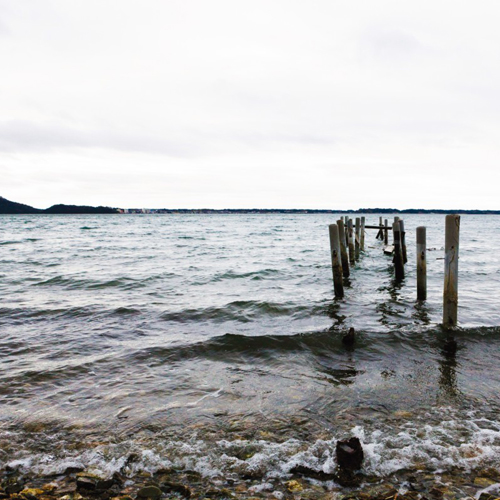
[2,196,500,215]
[121,208,500,214]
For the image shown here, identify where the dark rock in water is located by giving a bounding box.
[442,337,457,356]
[76,475,97,491]
[204,488,236,498]
[478,493,497,500]
[63,466,85,475]
[342,327,356,346]
[289,465,336,481]
[3,480,24,495]
[335,469,360,487]
[137,485,162,499]
[336,436,364,471]
[76,471,117,492]
[160,481,192,498]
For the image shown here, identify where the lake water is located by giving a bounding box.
[1,214,500,491]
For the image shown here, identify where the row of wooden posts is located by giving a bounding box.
[329,214,460,329]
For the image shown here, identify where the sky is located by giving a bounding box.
[1,0,500,210]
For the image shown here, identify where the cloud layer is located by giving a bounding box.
[1,0,500,208]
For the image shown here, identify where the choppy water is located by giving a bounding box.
[2,214,500,487]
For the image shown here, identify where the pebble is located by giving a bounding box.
[137,485,162,499]
[474,477,497,488]
[285,480,303,493]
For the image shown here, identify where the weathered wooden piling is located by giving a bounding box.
[376,216,383,239]
[360,217,365,251]
[399,219,408,264]
[355,218,361,260]
[416,226,427,300]
[393,221,405,280]
[329,224,344,298]
[384,219,389,245]
[337,219,350,278]
[443,215,460,328]
[347,219,355,265]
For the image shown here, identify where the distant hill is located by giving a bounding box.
[0,196,42,214]
[0,196,120,214]
[44,204,119,214]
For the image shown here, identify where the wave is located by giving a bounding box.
[160,300,308,323]
[211,269,282,282]
[3,408,500,487]
[32,275,150,290]
[0,305,142,321]
[0,240,21,245]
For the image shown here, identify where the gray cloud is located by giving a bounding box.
[0,121,203,157]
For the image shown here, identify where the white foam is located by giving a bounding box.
[3,407,500,482]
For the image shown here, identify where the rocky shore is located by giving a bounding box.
[2,463,500,500]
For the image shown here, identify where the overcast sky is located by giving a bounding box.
[1,1,500,209]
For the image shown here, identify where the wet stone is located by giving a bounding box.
[336,437,364,471]
[136,485,162,499]
[285,480,303,493]
[4,480,25,495]
[63,466,85,475]
[289,465,336,481]
[76,476,97,491]
[160,481,192,498]
[20,488,44,499]
[204,488,235,498]
[474,477,497,488]
[478,494,498,500]
[363,483,399,500]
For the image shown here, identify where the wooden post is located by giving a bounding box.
[392,217,399,245]
[347,219,355,265]
[344,217,349,246]
[443,215,460,328]
[355,218,361,260]
[393,221,404,280]
[384,219,389,245]
[329,224,344,298]
[337,219,350,278]
[360,216,365,251]
[399,220,408,264]
[377,216,383,239]
[416,226,427,300]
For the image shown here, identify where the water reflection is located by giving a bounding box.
[438,336,461,401]
[413,300,431,325]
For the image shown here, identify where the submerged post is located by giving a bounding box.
[400,220,408,264]
[360,216,365,251]
[329,224,344,298]
[337,219,350,278]
[355,218,361,260]
[347,219,355,265]
[443,215,460,328]
[393,221,405,281]
[416,226,427,300]
[384,219,389,245]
